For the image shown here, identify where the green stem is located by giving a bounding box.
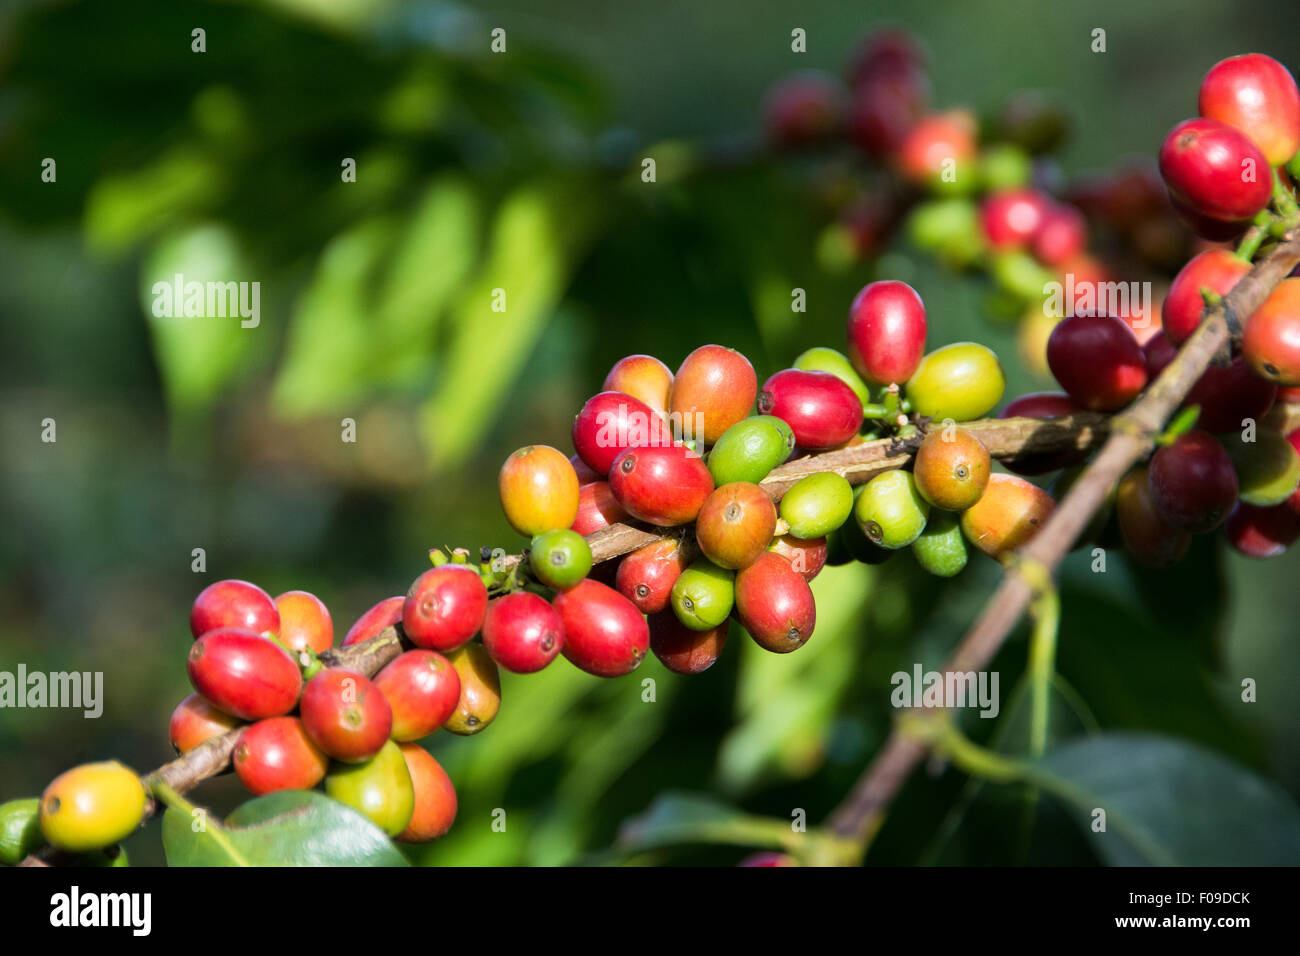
[1027,581,1060,759]
[1273,167,1299,218]
[926,720,1025,784]
[1235,223,1268,263]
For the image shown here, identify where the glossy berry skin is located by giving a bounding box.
[528,529,593,590]
[912,429,991,511]
[794,346,873,407]
[979,188,1048,249]
[553,579,649,677]
[1148,430,1238,533]
[670,560,736,630]
[695,482,778,570]
[768,534,828,581]
[571,481,629,536]
[190,579,279,640]
[188,628,302,721]
[1158,118,1271,223]
[616,538,690,614]
[572,391,667,476]
[1162,250,1252,345]
[706,416,796,486]
[1046,313,1147,411]
[324,740,413,837]
[758,369,864,451]
[1116,467,1191,567]
[779,472,854,539]
[39,762,146,853]
[233,717,328,795]
[1169,194,1250,242]
[906,343,1006,421]
[609,443,714,527]
[1225,427,1300,506]
[1289,430,1300,515]
[273,590,333,654]
[1243,278,1300,386]
[669,345,758,446]
[911,511,968,578]
[846,280,928,386]
[998,391,1087,476]
[1031,203,1087,266]
[396,744,457,843]
[1183,357,1277,434]
[342,596,404,647]
[169,692,242,755]
[402,566,488,653]
[1225,501,1300,557]
[603,354,674,416]
[1199,54,1300,166]
[299,669,392,763]
[734,552,816,654]
[372,650,462,739]
[570,454,601,485]
[443,644,501,735]
[648,611,728,675]
[499,444,580,535]
[480,592,564,674]
[960,474,1054,558]
[854,470,930,550]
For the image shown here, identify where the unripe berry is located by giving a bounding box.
[480,592,564,674]
[1162,250,1251,345]
[396,744,457,843]
[706,415,796,486]
[609,443,714,527]
[960,473,1054,558]
[695,482,778,570]
[1115,467,1190,567]
[779,472,855,539]
[648,611,728,675]
[373,649,462,738]
[187,627,302,721]
[846,280,928,385]
[528,528,592,590]
[169,692,241,755]
[1199,53,1300,166]
[603,354,674,417]
[324,739,413,837]
[39,762,146,853]
[1158,117,1271,223]
[273,590,333,654]
[1221,427,1300,506]
[616,538,690,614]
[342,596,403,647]
[233,717,328,795]
[499,444,580,535]
[402,565,488,653]
[670,559,736,631]
[443,643,502,734]
[854,470,930,549]
[1046,312,1147,411]
[300,669,392,762]
[0,799,42,865]
[669,345,758,446]
[1148,430,1238,533]
[906,343,1006,421]
[734,552,816,653]
[911,510,968,577]
[758,369,864,450]
[912,429,991,511]
[553,579,649,677]
[190,579,279,640]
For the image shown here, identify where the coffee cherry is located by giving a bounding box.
[324,739,413,837]
[499,444,580,535]
[190,579,279,640]
[609,443,714,526]
[960,473,1054,558]
[528,529,593,590]
[906,197,983,266]
[648,611,728,675]
[1158,117,1271,223]
[793,346,873,407]
[396,744,457,843]
[233,717,328,795]
[39,762,146,853]
[1183,357,1277,433]
[273,590,333,654]
[1162,250,1252,345]
[779,472,854,539]
[300,669,392,762]
[373,650,462,738]
[571,481,629,535]
[480,592,564,674]
[998,391,1086,475]
[402,565,488,653]
[1046,312,1147,411]
[570,454,602,485]
[897,110,977,190]
[0,798,43,865]
[695,482,778,570]
[1225,501,1300,557]
[707,416,795,486]
[670,559,736,630]
[669,345,758,445]
[169,692,241,755]
[846,280,928,385]
[767,534,828,580]
[572,391,668,477]
[734,552,816,653]
[1243,278,1300,386]
[342,596,404,647]
[188,628,303,721]
[443,643,502,734]
[1031,203,1087,267]
[1221,428,1300,506]
[763,71,846,148]
[854,470,930,549]
[912,429,991,511]
[906,342,1006,421]
[911,511,968,577]
[553,579,649,677]
[1148,430,1238,532]
[1169,194,1251,241]
[758,369,864,450]
[1288,429,1300,515]
[738,851,798,867]
[1115,467,1190,567]
[979,188,1048,249]
[616,538,690,613]
[603,354,674,416]
[1199,53,1300,166]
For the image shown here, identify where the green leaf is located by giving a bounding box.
[162,791,409,866]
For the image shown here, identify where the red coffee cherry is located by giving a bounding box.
[738,852,797,867]
[997,391,1084,475]
[767,534,828,581]
[1148,430,1238,533]
[1046,312,1148,411]
[959,474,1054,558]
[847,70,929,157]
[668,345,759,446]
[342,596,404,647]
[1142,332,1178,379]
[570,454,602,485]
[1162,250,1252,345]
[846,28,928,89]
[1199,53,1300,166]
[609,444,714,527]
[648,610,728,675]
[763,71,845,149]
[480,592,565,675]
[603,354,674,417]
[1183,357,1277,434]
[552,579,649,678]
[1168,194,1251,242]
[1287,429,1300,516]
[695,482,778,570]
[233,717,328,796]
[1243,278,1300,386]
[396,744,458,843]
[1226,501,1300,557]
[1031,203,1087,267]
[299,669,392,763]
[190,580,279,640]
[169,693,241,755]
[758,369,864,450]
[570,481,629,536]
[372,650,462,740]
[733,552,816,654]
[402,566,488,653]
[1158,117,1271,223]
[979,188,1049,249]
[846,279,928,385]
[572,391,667,476]
[896,110,977,187]
[187,628,302,721]
[1115,467,1191,567]
[273,590,333,654]
[616,538,690,614]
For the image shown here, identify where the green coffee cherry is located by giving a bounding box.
[707,416,795,486]
[793,347,872,408]
[854,471,930,549]
[324,740,415,837]
[670,559,735,631]
[911,511,968,577]
[978,143,1033,190]
[991,250,1056,302]
[0,798,43,865]
[780,473,854,539]
[528,528,593,589]
[1224,429,1300,506]
[905,343,1006,422]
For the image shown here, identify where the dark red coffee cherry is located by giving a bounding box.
[1046,312,1148,411]
[1147,430,1238,533]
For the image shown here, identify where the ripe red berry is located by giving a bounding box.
[767,534,828,581]
[647,610,728,675]
[616,538,690,614]
[1225,501,1300,557]
[603,354,674,417]
[609,443,714,526]
[763,71,845,149]
[1116,467,1190,568]
[300,668,393,762]
[1183,357,1277,433]
[847,72,928,157]
[1162,250,1252,345]
[480,592,565,674]
[1243,277,1300,386]
[552,579,649,678]
[668,345,759,446]
[1199,53,1300,166]
[1031,203,1087,267]
[896,110,977,187]
[169,693,241,755]
[570,454,602,485]
[695,482,778,570]
[1158,117,1271,223]
[846,280,928,385]
[847,28,928,90]
[997,391,1085,475]
[342,596,404,647]
[979,188,1049,249]
[372,650,462,740]
[570,480,629,536]
[572,391,668,476]
[1142,331,1178,379]
[1046,312,1148,411]
[1168,194,1251,242]
[402,566,488,653]
[1148,430,1238,533]
[233,717,328,796]
[273,590,333,654]
[187,628,302,721]
[1288,430,1300,516]
[733,552,816,654]
[758,369,864,450]
[396,744,457,843]
[190,580,279,640]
